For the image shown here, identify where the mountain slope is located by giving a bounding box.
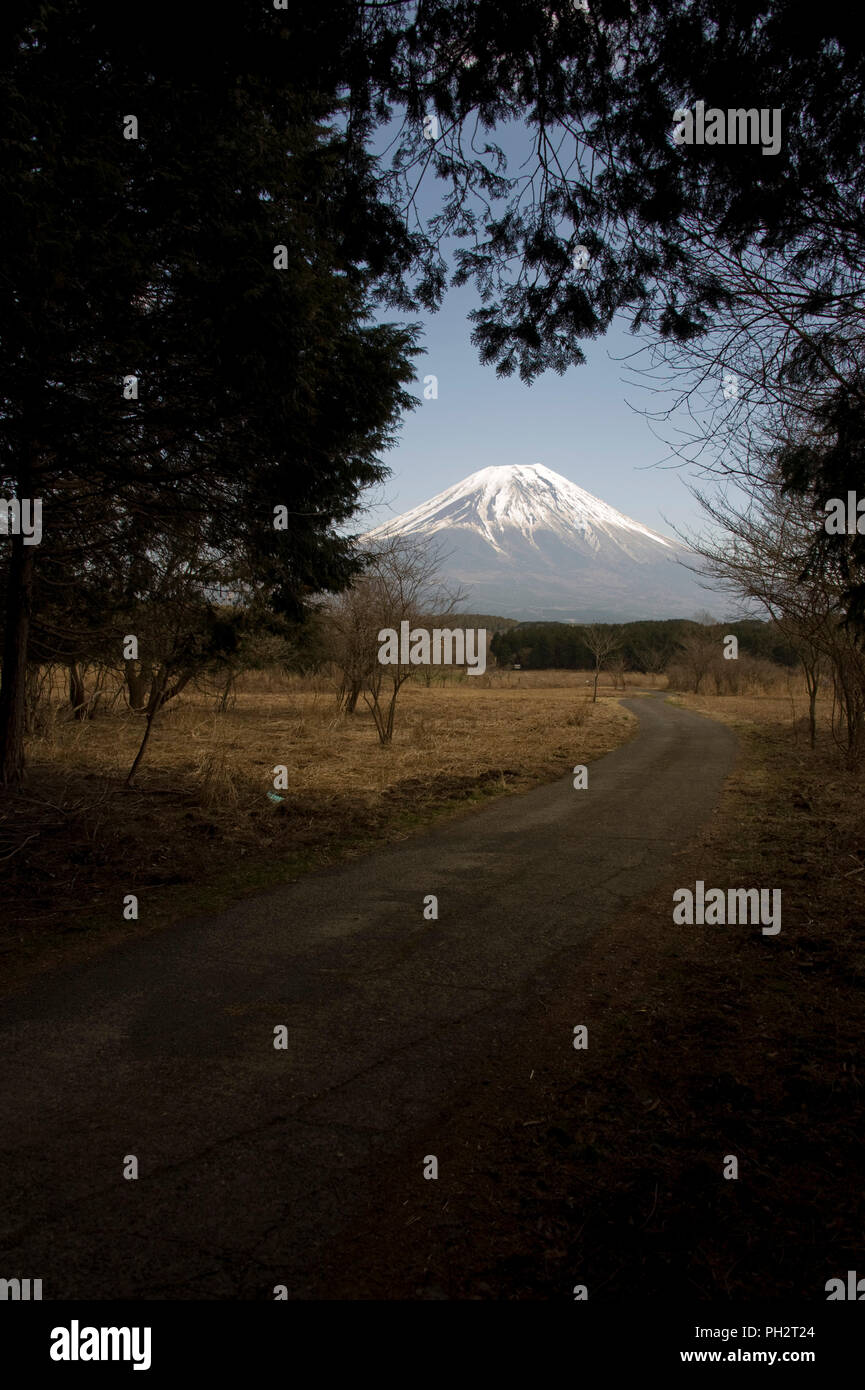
[364,463,721,621]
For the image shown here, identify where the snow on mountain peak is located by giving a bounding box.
[365,461,677,556]
[360,461,716,620]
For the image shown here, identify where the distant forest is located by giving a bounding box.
[489,619,799,672]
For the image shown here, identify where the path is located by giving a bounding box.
[0,694,736,1298]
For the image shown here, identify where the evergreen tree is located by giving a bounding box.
[0,5,420,782]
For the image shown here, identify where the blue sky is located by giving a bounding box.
[360,289,704,543]
[358,114,710,545]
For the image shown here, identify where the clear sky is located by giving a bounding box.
[358,118,710,545]
[360,293,703,544]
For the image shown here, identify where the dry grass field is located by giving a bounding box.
[1,668,636,980]
[6,664,865,1297]
[671,685,865,947]
[312,680,865,1300]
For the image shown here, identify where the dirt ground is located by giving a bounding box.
[306,693,865,1299]
[0,670,635,985]
[4,678,862,1300]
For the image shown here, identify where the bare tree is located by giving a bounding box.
[582,624,620,703]
[685,468,865,755]
[118,537,241,786]
[326,580,379,715]
[607,650,627,690]
[631,638,673,687]
[324,537,464,744]
[674,615,724,696]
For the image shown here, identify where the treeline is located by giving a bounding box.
[490,619,798,673]
[430,614,521,633]
[4,7,865,779]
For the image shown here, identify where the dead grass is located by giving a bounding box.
[316,687,865,1300]
[0,669,636,983]
[9,674,863,1297]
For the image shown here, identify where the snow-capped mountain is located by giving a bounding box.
[364,462,720,620]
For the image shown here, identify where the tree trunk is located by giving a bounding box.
[157,670,193,708]
[0,533,35,786]
[343,680,361,714]
[217,672,236,714]
[126,667,168,787]
[24,662,43,735]
[69,661,87,720]
[802,658,819,749]
[125,661,152,711]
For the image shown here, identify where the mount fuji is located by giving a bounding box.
[364,463,721,621]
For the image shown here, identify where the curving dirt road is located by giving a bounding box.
[0,694,736,1298]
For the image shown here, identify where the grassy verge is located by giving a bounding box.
[0,671,636,986]
[312,692,865,1300]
